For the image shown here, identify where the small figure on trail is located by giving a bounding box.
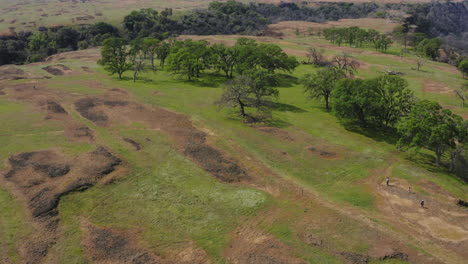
[386,177,390,186]
[33,85,36,90]
[408,186,411,193]
[420,200,425,208]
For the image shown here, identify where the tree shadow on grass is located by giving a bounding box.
[186,73,226,88]
[341,121,399,145]
[265,101,307,113]
[403,150,450,175]
[264,118,291,128]
[276,73,299,88]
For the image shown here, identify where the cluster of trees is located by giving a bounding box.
[166,38,298,80]
[99,37,298,83]
[99,37,170,81]
[323,27,393,51]
[251,1,382,23]
[458,59,468,79]
[0,22,120,65]
[301,53,467,177]
[121,1,386,38]
[402,0,468,61]
[0,0,400,66]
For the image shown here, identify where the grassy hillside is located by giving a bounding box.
[0,25,467,264]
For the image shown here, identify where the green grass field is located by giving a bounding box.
[0,31,466,263]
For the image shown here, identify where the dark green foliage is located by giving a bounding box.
[404,1,468,55]
[156,42,171,68]
[165,40,211,80]
[216,72,278,118]
[416,38,442,59]
[458,59,468,79]
[165,38,298,81]
[323,27,392,51]
[397,100,466,165]
[211,43,237,78]
[123,8,176,39]
[27,30,57,62]
[333,78,377,125]
[333,75,414,126]
[100,38,133,79]
[301,67,346,110]
[0,39,28,65]
[55,27,80,50]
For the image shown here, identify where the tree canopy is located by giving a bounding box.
[397,100,466,165]
[99,38,133,79]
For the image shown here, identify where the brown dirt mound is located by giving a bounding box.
[1,147,122,262]
[42,64,72,75]
[82,222,162,264]
[74,96,250,183]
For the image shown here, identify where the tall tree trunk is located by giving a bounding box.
[325,95,330,111]
[435,149,443,165]
[238,100,246,117]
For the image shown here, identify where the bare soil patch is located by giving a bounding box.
[225,226,307,264]
[307,146,339,159]
[376,178,468,259]
[82,221,162,264]
[74,95,250,183]
[423,81,454,95]
[0,66,44,80]
[42,64,73,75]
[0,147,123,262]
[257,126,294,141]
[45,48,101,62]
[43,100,67,114]
[65,125,95,142]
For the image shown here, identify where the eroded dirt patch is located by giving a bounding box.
[376,179,468,259]
[257,126,294,141]
[424,81,454,95]
[74,96,250,183]
[0,147,122,263]
[42,64,73,75]
[225,226,307,264]
[123,138,141,151]
[307,146,339,159]
[0,66,44,80]
[82,222,162,264]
